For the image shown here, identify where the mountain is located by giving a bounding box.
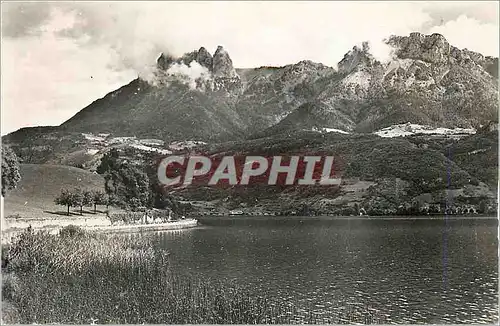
[7,33,497,144]
[2,32,498,216]
[258,33,498,136]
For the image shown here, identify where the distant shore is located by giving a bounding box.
[196,215,498,220]
[196,215,498,226]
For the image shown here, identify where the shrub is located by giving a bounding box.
[1,144,21,197]
[59,225,86,238]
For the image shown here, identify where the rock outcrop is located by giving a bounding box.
[155,45,241,92]
[196,47,213,70]
[212,46,238,78]
[388,32,451,64]
[337,42,375,74]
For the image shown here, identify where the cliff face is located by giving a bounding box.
[279,32,498,134]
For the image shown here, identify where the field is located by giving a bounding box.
[3,164,106,219]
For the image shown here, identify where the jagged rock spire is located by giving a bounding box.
[212,45,238,78]
[156,52,175,70]
[196,47,213,70]
[156,45,238,79]
[337,42,374,74]
[387,32,451,64]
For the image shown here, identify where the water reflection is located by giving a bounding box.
[131,218,499,324]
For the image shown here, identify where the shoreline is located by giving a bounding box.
[2,214,497,243]
[87,219,198,234]
[1,218,198,244]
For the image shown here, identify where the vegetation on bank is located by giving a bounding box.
[96,149,192,215]
[1,144,21,196]
[2,226,387,324]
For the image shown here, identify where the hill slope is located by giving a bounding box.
[3,164,105,218]
[166,129,497,215]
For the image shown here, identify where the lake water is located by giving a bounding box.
[142,218,498,324]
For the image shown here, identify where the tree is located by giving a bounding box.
[1,144,21,197]
[97,150,152,210]
[55,188,90,216]
[71,188,88,216]
[477,200,488,215]
[96,149,120,175]
[353,203,360,216]
[55,189,74,216]
[87,190,108,214]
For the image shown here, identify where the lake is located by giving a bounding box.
[140,217,498,324]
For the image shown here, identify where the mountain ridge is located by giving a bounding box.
[6,32,497,142]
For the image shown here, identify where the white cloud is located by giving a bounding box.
[161,61,213,90]
[429,14,499,56]
[1,21,136,134]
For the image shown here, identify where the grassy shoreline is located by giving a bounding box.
[1,218,199,245]
[1,227,387,324]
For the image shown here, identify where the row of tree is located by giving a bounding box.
[54,188,108,216]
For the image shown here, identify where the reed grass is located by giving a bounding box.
[2,226,387,324]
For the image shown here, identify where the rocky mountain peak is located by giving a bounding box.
[388,32,451,64]
[387,32,499,78]
[196,47,213,70]
[337,41,375,74]
[156,46,239,80]
[212,45,238,78]
[156,52,175,70]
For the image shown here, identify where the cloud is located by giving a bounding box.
[1,7,137,134]
[429,15,499,57]
[3,1,498,68]
[366,40,397,64]
[1,1,498,134]
[1,2,51,37]
[158,61,213,90]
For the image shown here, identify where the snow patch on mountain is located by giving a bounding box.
[468,148,488,155]
[342,70,371,89]
[312,127,350,134]
[109,137,137,145]
[130,144,171,154]
[138,139,164,146]
[416,78,435,88]
[405,76,415,87]
[81,133,171,154]
[374,123,476,138]
[169,140,207,151]
[398,58,414,70]
[82,133,107,142]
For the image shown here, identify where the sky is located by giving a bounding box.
[1,1,499,135]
